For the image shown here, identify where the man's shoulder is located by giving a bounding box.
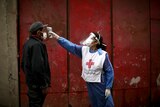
[25,37,42,46]
[23,40,39,51]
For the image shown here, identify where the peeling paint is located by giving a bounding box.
[124,77,128,84]
[130,76,141,86]
[62,83,67,89]
[131,63,140,67]
[72,87,76,91]
[123,61,127,64]
[114,66,119,69]
[157,73,160,86]
[142,57,146,61]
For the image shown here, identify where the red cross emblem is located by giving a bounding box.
[86,59,94,69]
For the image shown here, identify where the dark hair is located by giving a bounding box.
[92,32,106,51]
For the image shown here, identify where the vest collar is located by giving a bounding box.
[89,48,103,55]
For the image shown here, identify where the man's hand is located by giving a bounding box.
[42,87,50,96]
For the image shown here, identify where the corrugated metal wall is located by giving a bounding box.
[18,0,160,107]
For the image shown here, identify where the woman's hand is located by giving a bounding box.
[48,31,60,40]
[105,89,111,98]
[46,27,60,39]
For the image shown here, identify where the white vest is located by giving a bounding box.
[81,46,106,82]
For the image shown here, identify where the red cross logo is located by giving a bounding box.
[86,59,94,69]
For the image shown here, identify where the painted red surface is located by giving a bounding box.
[112,0,150,106]
[113,88,150,107]
[113,0,150,89]
[69,92,90,107]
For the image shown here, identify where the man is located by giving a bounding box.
[21,21,51,107]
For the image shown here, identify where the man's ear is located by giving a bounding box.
[37,30,41,35]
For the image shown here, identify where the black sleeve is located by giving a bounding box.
[31,44,48,88]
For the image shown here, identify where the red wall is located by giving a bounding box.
[150,0,160,106]
[19,0,160,107]
[113,0,150,106]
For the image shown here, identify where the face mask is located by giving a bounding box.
[80,32,100,47]
[42,32,47,40]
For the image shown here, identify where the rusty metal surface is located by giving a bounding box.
[19,0,68,106]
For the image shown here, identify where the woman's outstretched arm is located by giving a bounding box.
[49,31,82,58]
[57,37,82,58]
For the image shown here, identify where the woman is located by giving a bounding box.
[49,31,114,107]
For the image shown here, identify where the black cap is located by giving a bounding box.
[29,21,47,34]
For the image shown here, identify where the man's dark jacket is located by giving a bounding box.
[21,36,51,89]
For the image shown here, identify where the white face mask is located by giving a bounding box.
[42,32,47,40]
[80,32,100,47]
